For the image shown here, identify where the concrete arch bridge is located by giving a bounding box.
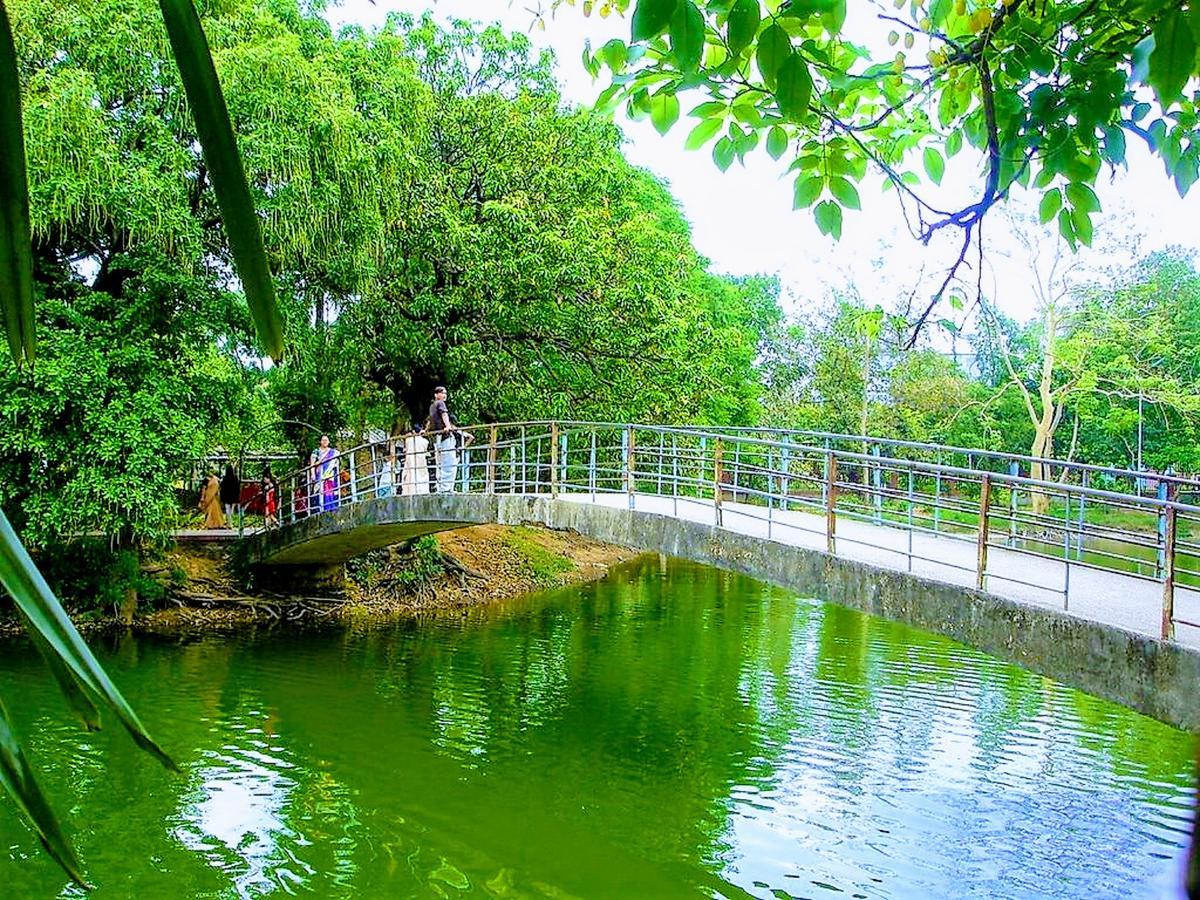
[236,422,1200,730]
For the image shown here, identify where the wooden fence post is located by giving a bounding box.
[825,451,837,554]
[1162,504,1177,640]
[714,438,724,527]
[550,423,559,499]
[486,424,497,495]
[976,474,992,591]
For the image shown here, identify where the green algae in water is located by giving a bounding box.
[0,557,1194,897]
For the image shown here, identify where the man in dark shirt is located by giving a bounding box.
[429,386,458,492]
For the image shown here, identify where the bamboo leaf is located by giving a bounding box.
[0,695,88,887]
[0,510,176,771]
[0,1,35,366]
[158,0,284,361]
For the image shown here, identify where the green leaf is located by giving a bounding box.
[0,6,34,366]
[766,125,789,160]
[0,697,87,886]
[713,135,736,171]
[727,0,761,57]
[946,129,963,158]
[793,175,823,208]
[688,100,727,117]
[1057,206,1077,248]
[774,53,813,122]
[1102,125,1126,165]
[1038,188,1062,224]
[669,1,705,71]
[650,90,680,135]
[827,176,861,210]
[814,199,843,239]
[1148,11,1196,104]
[0,510,176,772]
[756,23,791,89]
[631,0,680,41]
[598,39,628,73]
[159,0,284,361]
[684,116,724,149]
[923,147,945,185]
[1071,205,1094,246]
[1065,181,1100,213]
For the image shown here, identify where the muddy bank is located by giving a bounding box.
[133,525,639,634]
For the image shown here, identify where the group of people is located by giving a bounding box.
[196,463,279,530]
[198,387,471,529]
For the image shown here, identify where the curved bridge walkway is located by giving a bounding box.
[239,422,1200,653]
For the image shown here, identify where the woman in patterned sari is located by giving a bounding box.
[310,435,340,512]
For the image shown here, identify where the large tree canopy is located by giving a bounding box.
[560,0,1200,340]
[2,0,783,548]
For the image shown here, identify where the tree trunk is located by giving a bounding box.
[118,586,138,625]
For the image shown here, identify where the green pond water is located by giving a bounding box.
[0,558,1196,898]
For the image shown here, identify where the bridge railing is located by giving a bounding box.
[256,422,1200,642]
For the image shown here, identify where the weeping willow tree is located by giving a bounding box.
[0,0,288,884]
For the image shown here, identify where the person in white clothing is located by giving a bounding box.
[401,425,430,495]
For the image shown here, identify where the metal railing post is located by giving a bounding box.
[1008,461,1019,546]
[977,474,992,591]
[589,430,597,495]
[626,425,636,510]
[872,445,883,524]
[933,452,942,533]
[1162,504,1177,640]
[1077,470,1088,559]
[907,469,914,571]
[714,438,724,527]
[550,423,560,499]
[780,444,791,511]
[1157,480,1168,578]
[520,426,527,493]
[486,424,497,495]
[657,432,665,495]
[825,451,837,554]
[560,430,568,492]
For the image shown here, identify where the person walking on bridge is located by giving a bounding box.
[219,464,240,524]
[310,435,340,512]
[429,386,458,493]
[198,472,225,529]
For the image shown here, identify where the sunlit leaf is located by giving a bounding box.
[827,176,860,210]
[650,90,680,135]
[923,147,945,185]
[774,53,812,122]
[0,509,176,772]
[159,0,284,361]
[0,697,87,886]
[669,1,704,71]
[0,3,34,366]
[684,116,723,149]
[1147,9,1196,104]
[1038,187,1062,224]
[727,0,760,58]
[756,23,790,89]
[766,125,788,160]
[814,198,843,238]
[631,0,678,41]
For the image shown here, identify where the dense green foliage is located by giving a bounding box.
[1,0,782,554]
[563,0,1200,336]
[764,251,1200,474]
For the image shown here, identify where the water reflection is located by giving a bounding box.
[0,558,1194,897]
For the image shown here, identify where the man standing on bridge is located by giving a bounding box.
[429,386,458,493]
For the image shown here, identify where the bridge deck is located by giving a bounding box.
[558,492,1200,650]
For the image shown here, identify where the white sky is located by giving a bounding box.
[329,1,1200,333]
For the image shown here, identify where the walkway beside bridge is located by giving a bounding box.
[561,491,1200,650]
